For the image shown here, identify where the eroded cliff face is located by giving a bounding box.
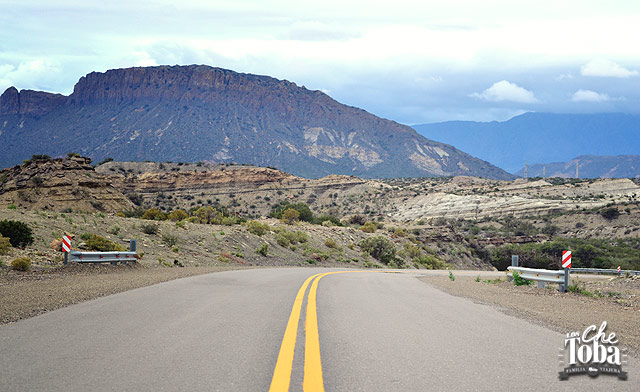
[0,87,66,116]
[0,65,513,179]
[0,157,134,212]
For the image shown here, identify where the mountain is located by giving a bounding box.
[0,65,512,179]
[515,155,640,179]
[413,113,640,174]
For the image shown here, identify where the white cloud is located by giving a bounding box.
[571,89,611,102]
[470,80,538,103]
[581,59,638,78]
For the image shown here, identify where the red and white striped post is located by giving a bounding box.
[62,235,71,265]
[562,251,571,292]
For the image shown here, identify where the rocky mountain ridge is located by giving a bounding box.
[0,65,513,179]
[515,155,640,179]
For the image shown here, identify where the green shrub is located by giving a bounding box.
[168,209,189,222]
[393,228,407,237]
[512,270,532,286]
[349,214,367,225]
[313,215,342,226]
[413,254,445,269]
[600,207,620,220]
[449,271,455,281]
[325,238,338,249]
[270,202,314,222]
[361,222,377,233]
[10,257,31,271]
[0,220,34,248]
[141,223,159,235]
[0,235,11,255]
[281,208,300,224]
[142,208,167,221]
[247,220,270,236]
[85,234,125,252]
[359,236,396,264]
[276,233,290,247]
[162,233,178,247]
[108,225,120,235]
[7,204,17,210]
[257,243,269,256]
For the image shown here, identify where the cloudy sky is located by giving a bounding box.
[1,0,639,124]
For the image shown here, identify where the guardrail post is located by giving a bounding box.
[64,252,68,265]
[562,267,570,293]
[129,239,136,252]
[508,255,519,282]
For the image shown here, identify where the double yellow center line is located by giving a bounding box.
[269,271,350,392]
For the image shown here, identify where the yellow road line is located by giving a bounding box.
[270,271,358,392]
[269,273,323,392]
[303,272,348,392]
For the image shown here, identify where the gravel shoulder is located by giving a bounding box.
[0,263,248,324]
[420,273,640,357]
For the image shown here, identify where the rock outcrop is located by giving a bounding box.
[0,87,66,116]
[0,157,134,212]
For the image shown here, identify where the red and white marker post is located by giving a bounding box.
[562,250,572,269]
[562,250,571,293]
[62,235,71,264]
[617,265,621,273]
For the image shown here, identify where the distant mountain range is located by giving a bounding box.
[0,65,512,180]
[413,113,640,175]
[514,155,640,179]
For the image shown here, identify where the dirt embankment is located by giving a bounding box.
[0,263,248,324]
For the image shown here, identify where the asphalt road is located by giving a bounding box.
[0,268,636,391]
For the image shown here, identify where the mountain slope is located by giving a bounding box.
[515,155,640,179]
[0,65,512,179]
[413,113,640,174]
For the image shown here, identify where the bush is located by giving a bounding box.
[0,220,34,248]
[313,215,342,226]
[276,233,290,247]
[413,254,445,269]
[361,222,377,233]
[349,214,367,225]
[247,220,270,236]
[10,257,31,271]
[257,243,269,256]
[281,208,300,224]
[85,234,125,251]
[142,208,167,221]
[270,202,314,222]
[141,223,159,235]
[512,270,532,286]
[448,271,455,281]
[359,236,396,264]
[325,238,338,248]
[162,233,178,247]
[600,207,620,220]
[0,235,11,255]
[167,209,189,222]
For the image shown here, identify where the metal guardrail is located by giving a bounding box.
[64,239,137,265]
[68,251,137,265]
[571,268,640,276]
[507,266,568,291]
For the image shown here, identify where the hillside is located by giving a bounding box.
[0,65,512,180]
[413,113,640,174]
[515,155,640,179]
[1,156,639,276]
